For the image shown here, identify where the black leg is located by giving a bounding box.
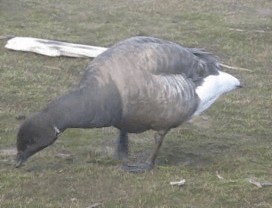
[113,130,128,161]
[146,129,169,167]
[123,129,169,173]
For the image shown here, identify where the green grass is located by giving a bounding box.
[1,0,272,207]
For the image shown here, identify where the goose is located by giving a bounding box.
[15,36,241,172]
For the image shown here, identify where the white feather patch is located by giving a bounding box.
[194,71,240,116]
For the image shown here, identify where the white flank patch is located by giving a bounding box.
[193,71,240,116]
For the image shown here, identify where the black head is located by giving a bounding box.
[15,114,59,168]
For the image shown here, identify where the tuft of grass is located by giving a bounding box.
[1,0,272,207]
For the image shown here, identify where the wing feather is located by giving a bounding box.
[91,36,219,84]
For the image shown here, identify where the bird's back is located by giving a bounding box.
[79,37,215,132]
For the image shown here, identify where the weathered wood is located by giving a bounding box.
[5,37,107,58]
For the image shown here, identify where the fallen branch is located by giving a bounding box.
[219,63,253,72]
[170,179,186,187]
[248,178,272,188]
[86,202,102,208]
[215,171,235,183]
[43,65,62,70]
[228,28,272,34]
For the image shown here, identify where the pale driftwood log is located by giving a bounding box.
[5,37,251,72]
[5,37,107,58]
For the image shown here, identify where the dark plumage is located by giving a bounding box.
[16,36,241,172]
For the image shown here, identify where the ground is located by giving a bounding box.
[0,0,272,207]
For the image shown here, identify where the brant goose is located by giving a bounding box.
[16,36,241,172]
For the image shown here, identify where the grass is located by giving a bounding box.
[1,0,272,207]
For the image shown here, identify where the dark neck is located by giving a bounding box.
[42,86,122,131]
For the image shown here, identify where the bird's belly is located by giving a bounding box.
[111,72,198,132]
[118,95,198,133]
